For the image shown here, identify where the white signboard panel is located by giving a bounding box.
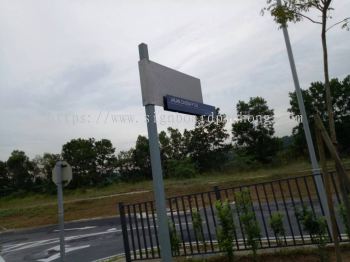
[52,161,72,186]
[138,59,203,106]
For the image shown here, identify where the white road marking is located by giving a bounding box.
[37,245,90,262]
[53,226,96,232]
[2,228,121,254]
[0,255,5,262]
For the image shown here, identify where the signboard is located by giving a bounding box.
[164,95,215,116]
[138,59,203,106]
[52,161,72,186]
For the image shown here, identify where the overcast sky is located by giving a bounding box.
[0,0,349,160]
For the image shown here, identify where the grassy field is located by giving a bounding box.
[1,159,349,230]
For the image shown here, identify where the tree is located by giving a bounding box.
[116,149,139,181]
[0,160,10,195]
[159,128,196,178]
[30,153,61,193]
[159,130,171,165]
[167,127,187,160]
[33,153,61,180]
[264,0,350,147]
[62,138,96,187]
[185,108,230,171]
[289,75,350,154]
[7,150,35,190]
[232,97,280,163]
[133,135,151,179]
[94,139,117,184]
[62,138,116,187]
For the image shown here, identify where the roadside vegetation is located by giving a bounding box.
[1,75,350,230]
[106,245,350,262]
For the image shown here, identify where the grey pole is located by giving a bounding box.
[276,0,333,235]
[139,43,172,261]
[57,161,66,261]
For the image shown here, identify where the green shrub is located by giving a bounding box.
[338,203,350,239]
[295,206,328,262]
[235,189,261,261]
[192,209,205,246]
[223,154,262,172]
[269,212,285,246]
[168,220,181,256]
[165,159,197,178]
[215,200,235,261]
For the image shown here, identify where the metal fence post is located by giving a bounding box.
[119,202,131,262]
[214,186,221,201]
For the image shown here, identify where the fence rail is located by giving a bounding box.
[118,172,349,261]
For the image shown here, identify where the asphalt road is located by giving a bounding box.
[0,199,346,262]
[0,217,124,262]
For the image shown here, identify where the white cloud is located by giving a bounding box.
[0,0,349,159]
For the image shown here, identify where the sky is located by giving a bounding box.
[0,0,349,160]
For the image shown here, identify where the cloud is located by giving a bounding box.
[0,0,349,159]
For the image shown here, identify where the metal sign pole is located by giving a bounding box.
[139,43,172,261]
[276,0,333,235]
[57,161,66,261]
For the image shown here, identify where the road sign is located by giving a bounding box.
[164,95,215,116]
[138,59,202,106]
[52,161,72,186]
[138,43,173,262]
[137,43,216,262]
[52,160,72,262]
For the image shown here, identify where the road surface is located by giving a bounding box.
[0,199,346,261]
[0,217,123,262]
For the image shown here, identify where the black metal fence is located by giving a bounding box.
[118,172,349,261]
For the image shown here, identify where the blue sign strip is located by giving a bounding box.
[163,95,216,116]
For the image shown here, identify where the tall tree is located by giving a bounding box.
[62,138,96,187]
[0,160,10,194]
[133,135,152,179]
[264,0,350,146]
[159,128,197,178]
[62,138,116,187]
[167,127,187,159]
[33,153,61,180]
[289,75,350,154]
[232,97,280,163]
[116,149,138,181]
[94,139,117,183]
[159,130,171,164]
[159,127,187,161]
[186,108,230,171]
[7,150,35,190]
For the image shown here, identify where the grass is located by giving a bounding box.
[104,244,350,261]
[176,244,350,262]
[1,158,349,230]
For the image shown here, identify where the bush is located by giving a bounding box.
[168,220,181,256]
[223,154,262,172]
[338,203,350,239]
[269,212,285,246]
[165,159,197,178]
[235,189,261,261]
[295,206,328,262]
[192,209,205,245]
[215,200,235,262]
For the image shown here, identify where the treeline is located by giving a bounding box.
[1,75,349,196]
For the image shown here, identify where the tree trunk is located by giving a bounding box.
[321,1,337,146]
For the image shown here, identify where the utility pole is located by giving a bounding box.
[276,0,333,237]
